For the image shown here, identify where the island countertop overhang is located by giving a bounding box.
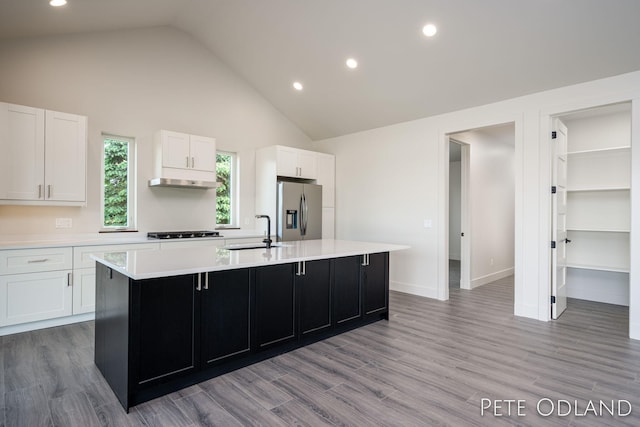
[91,239,409,280]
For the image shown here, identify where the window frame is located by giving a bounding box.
[100,133,137,232]
[215,150,238,228]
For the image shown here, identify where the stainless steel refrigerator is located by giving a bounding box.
[277,181,322,241]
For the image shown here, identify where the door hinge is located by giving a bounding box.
[551,295,556,304]
[551,241,556,249]
[551,131,557,139]
[551,186,557,194]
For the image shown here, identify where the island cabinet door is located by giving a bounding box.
[201,269,252,366]
[296,258,332,337]
[130,274,200,388]
[362,252,389,319]
[333,256,362,325]
[254,263,296,350]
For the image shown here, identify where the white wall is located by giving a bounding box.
[0,26,311,235]
[313,70,640,339]
[448,160,461,260]
[452,127,515,288]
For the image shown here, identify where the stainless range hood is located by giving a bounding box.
[148,178,221,189]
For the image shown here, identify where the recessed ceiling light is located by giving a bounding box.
[293,81,303,91]
[346,58,358,69]
[50,0,67,6]
[422,23,437,37]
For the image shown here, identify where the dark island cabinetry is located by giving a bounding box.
[297,259,332,337]
[131,274,200,387]
[95,252,390,411]
[255,263,296,349]
[201,269,252,365]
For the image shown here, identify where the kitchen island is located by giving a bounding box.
[93,239,407,411]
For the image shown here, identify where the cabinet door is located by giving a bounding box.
[255,263,296,349]
[201,269,251,365]
[296,150,317,179]
[72,268,96,314]
[275,147,299,177]
[0,270,72,327]
[160,130,191,170]
[362,253,389,317]
[0,103,45,200]
[333,256,361,324]
[44,110,87,202]
[297,259,332,336]
[189,135,216,172]
[131,274,199,386]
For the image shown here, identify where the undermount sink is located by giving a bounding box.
[223,243,289,251]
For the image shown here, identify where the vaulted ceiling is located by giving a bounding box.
[1,0,639,140]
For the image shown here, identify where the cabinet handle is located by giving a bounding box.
[362,254,369,266]
[191,157,195,168]
[28,258,49,263]
[48,185,52,198]
[196,274,202,291]
[38,184,42,198]
[186,156,190,168]
[68,272,73,287]
[296,261,306,276]
[204,272,209,290]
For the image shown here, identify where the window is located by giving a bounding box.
[102,134,135,230]
[216,151,237,226]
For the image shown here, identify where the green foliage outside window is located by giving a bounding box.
[216,153,232,225]
[103,138,129,227]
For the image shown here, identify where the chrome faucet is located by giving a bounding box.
[255,215,272,248]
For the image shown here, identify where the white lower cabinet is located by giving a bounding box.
[72,268,97,315]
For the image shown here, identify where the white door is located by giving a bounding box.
[551,119,568,319]
[44,110,87,202]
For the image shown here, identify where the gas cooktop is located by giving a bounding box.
[147,230,222,239]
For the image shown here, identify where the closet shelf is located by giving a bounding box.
[566,263,629,273]
[567,186,630,193]
[566,228,630,233]
[567,146,630,156]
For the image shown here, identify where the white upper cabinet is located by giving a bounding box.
[154,130,216,181]
[44,110,87,202]
[0,103,87,205]
[275,146,317,179]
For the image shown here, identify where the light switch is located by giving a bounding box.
[423,219,432,228]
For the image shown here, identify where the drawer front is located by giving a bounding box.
[0,247,72,275]
[73,243,159,269]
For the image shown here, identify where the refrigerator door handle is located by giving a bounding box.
[301,193,308,236]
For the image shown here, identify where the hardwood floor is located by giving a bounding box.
[2,276,640,426]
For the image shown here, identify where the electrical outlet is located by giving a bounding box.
[423,219,432,228]
[244,217,251,225]
[490,258,494,266]
[55,218,72,228]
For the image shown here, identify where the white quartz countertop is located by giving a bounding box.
[0,230,264,250]
[92,239,409,280]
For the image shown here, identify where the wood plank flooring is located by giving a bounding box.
[2,276,640,426]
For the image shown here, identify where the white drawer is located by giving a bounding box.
[73,243,159,269]
[0,247,72,275]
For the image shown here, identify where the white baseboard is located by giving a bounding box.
[0,312,95,337]
[470,267,515,289]
[390,280,439,299]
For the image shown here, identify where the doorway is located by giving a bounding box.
[446,123,516,297]
[550,102,632,319]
